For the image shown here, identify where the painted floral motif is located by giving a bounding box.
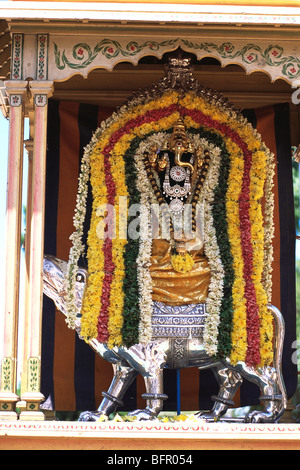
[1,358,13,392]
[181,40,300,78]
[54,39,300,80]
[12,34,23,80]
[53,38,178,70]
[37,34,48,80]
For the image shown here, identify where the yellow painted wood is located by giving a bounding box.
[0,421,300,450]
[0,81,27,419]
[16,0,300,6]
[18,82,53,420]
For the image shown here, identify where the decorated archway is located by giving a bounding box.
[0,2,299,447]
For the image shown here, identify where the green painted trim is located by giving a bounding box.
[53,38,300,80]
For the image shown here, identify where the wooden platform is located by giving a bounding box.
[0,420,299,450]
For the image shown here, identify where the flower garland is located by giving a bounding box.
[66,87,275,368]
[178,94,274,367]
[224,139,248,364]
[173,131,225,357]
[134,133,224,348]
[134,133,167,344]
[171,253,195,273]
[65,143,91,329]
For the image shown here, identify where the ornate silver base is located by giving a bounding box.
[43,256,287,424]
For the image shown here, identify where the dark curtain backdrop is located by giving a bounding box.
[41,100,298,412]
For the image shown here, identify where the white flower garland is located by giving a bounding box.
[191,135,223,355]
[66,126,224,347]
[262,144,275,302]
[133,133,166,343]
[66,122,265,358]
[65,143,92,328]
[133,132,223,348]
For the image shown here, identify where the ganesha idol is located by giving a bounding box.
[43,52,287,423]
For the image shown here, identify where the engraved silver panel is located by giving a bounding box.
[169,338,189,368]
[152,301,207,339]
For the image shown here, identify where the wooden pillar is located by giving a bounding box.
[16,138,33,417]
[0,80,27,420]
[19,81,53,420]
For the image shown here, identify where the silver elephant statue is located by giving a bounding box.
[43,254,287,423]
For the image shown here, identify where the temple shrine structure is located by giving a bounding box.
[0,0,299,450]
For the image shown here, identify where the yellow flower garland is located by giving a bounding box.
[171,253,195,273]
[80,147,106,340]
[250,149,274,365]
[226,141,248,364]
[181,94,272,365]
[76,88,274,366]
[106,138,129,348]
[182,113,249,364]
[81,103,180,346]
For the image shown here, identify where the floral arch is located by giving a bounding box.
[65,53,275,369]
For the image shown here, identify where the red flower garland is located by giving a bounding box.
[95,101,262,366]
[180,106,262,367]
[96,151,116,343]
[97,237,115,343]
[239,151,261,367]
[96,105,178,342]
